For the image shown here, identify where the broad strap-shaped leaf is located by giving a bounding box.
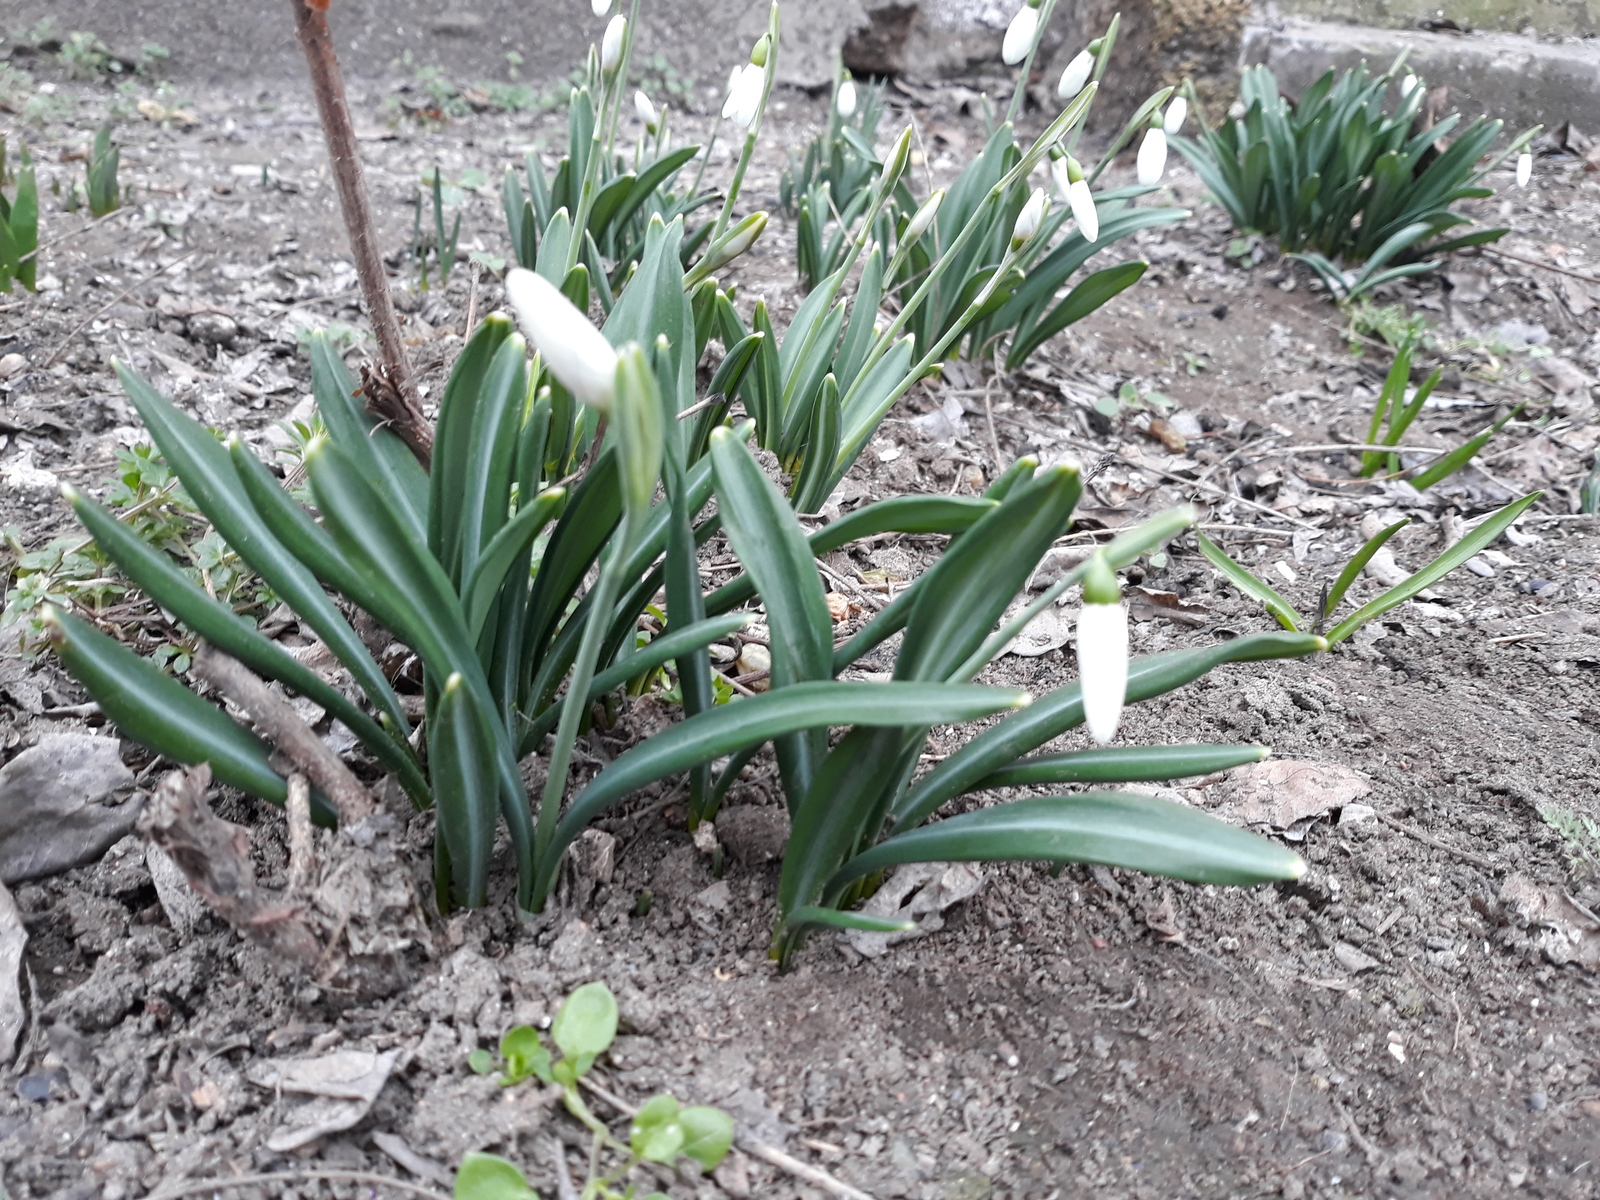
[455,334,530,587]
[461,487,568,640]
[428,315,514,583]
[975,743,1267,789]
[892,632,1326,830]
[44,607,343,822]
[1006,260,1148,369]
[532,681,1030,905]
[828,792,1304,896]
[429,673,501,908]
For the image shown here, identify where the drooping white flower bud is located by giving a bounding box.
[591,0,612,15]
[1136,125,1167,186]
[1057,49,1093,101]
[723,62,764,129]
[836,78,858,119]
[1400,72,1419,99]
[1163,96,1187,136]
[1011,186,1048,249]
[1517,151,1533,188]
[601,15,626,73]
[504,268,618,412]
[1002,2,1040,66]
[1053,155,1097,243]
[635,90,658,130]
[904,188,944,243]
[1077,556,1128,745]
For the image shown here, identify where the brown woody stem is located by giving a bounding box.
[288,0,433,468]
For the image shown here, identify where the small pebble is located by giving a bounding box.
[1528,1091,1548,1112]
[1464,556,1494,578]
[735,642,770,679]
[0,352,26,379]
[186,311,239,347]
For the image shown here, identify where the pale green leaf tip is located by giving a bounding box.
[1288,855,1308,881]
[59,481,78,503]
[1014,692,1034,708]
[1254,745,1271,761]
[1313,636,1330,652]
[444,671,465,693]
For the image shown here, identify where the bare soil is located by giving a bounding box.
[3,44,1600,1200]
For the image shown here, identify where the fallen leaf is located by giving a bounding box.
[1004,605,1072,657]
[1128,585,1208,627]
[847,862,983,958]
[0,734,138,884]
[1210,760,1371,830]
[1499,875,1600,972]
[249,1048,401,1151]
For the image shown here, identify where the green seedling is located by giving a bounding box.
[86,123,122,217]
[459,982,732,1200]
[0,137,38,293]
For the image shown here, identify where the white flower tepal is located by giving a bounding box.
[1011,186,1047,248]
[1057,49,1093,101]
[1163,96,1187,136]
[601,15,626,73]
[836,79,858,119]
[591,0,611,15]
[1136,127,1167,186]
[635,90,658,130]
[504,268,618,412]
[723,63,763,129]
[905,188,944,243]
[1517,151,1533,188]
[1066,179,1097,242]
[1002,3,1039,65]
[1077,600,1129,744]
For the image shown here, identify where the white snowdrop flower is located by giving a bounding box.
[1077,599,1129,744]
[591,0,612,15]
[601,16,626,73]
[1057,49,1093,101]
[904,188,944,243]
[635,90,658,130]
[1011,186,1048,248]
[1002,3,1040,66]
[1401,73,1419,98]
[1136,126,1167,186]
[836,79,858,119]
[1055,156,1098,242]
[1517,151,1533,188]
[1163,96,1187,136]
[504,268,618,412]
[723,63,764,129]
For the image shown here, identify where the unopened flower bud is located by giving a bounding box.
[1057,49,1093,101]
[904,188,944,243]
[1052,155,1097,242]
[591,0,611,15]
[1011,186,1048,249]
[601,15,626,73]
[1002,2,1040,66]
[1077,556,1128,745]
[635,90,658,130]
[505,267,618,412]
[611,344,664,523]
[836,78,857,118]
[1163,95,1187,136]
[1136,125,1167,186]
[1401,72,1419,99]
[700,212,768,273]
[723,62,764,129]
[1517,151,1533,188]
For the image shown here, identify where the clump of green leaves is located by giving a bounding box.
[0,136,38,293]
[1173,57,1537,303]
[459,982,732,1200]
[85,123,122,217]
[1538,805,1600,879]
[414,165,465,289]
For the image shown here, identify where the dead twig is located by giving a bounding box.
[146,1169,450,1200]
[1375,811,1498,872]
[137,764,323,967]
[286,774,316,893]
[43,249,197,367]
[17,206,135,266]
[1485,245,1600,286]
[578,1075,879,1200]
[288,0,431,468]
[192,644,376,821]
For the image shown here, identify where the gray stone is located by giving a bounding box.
[1243,19,1600,135]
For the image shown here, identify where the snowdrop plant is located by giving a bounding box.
[0,140,38,294]
[1172,57,1539,298]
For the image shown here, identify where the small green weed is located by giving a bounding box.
[1539,805,1600,879]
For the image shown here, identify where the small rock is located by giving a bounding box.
[715,806,789,865]
[1464,556,1494,578]
[1339,803,1377,826]
[735,643,770,678]
[186,312,239,347]
[0,353,26,380]
[1528,1091,1548,1112]
[1333,941,1380,974]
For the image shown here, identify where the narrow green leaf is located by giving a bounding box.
[1325,492,1540,644]
[1196,532,1302,631]
[1322,519,1406,621]
[1408,404,1523,491]
[785,905,915,934]
[829,792,1305,894]
[976,743,1269,789]
[430,673,500,908]
[461,487,568,640]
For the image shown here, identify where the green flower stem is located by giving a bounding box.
[842,84,1098,412]
[1062,13,1119,159]
[1004,0,1060,127]
[601,0,643,164]
[535,512,642,868]
[566,0,643,278]
[705,4,780,253]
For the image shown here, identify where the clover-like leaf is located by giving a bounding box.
[498,1026,551,1085]
[550,981,618,1070]
[454,1153,539,1200]
[467,1048,494,1076]
[630,1094,685,1164]
[678,1105,735,1172]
